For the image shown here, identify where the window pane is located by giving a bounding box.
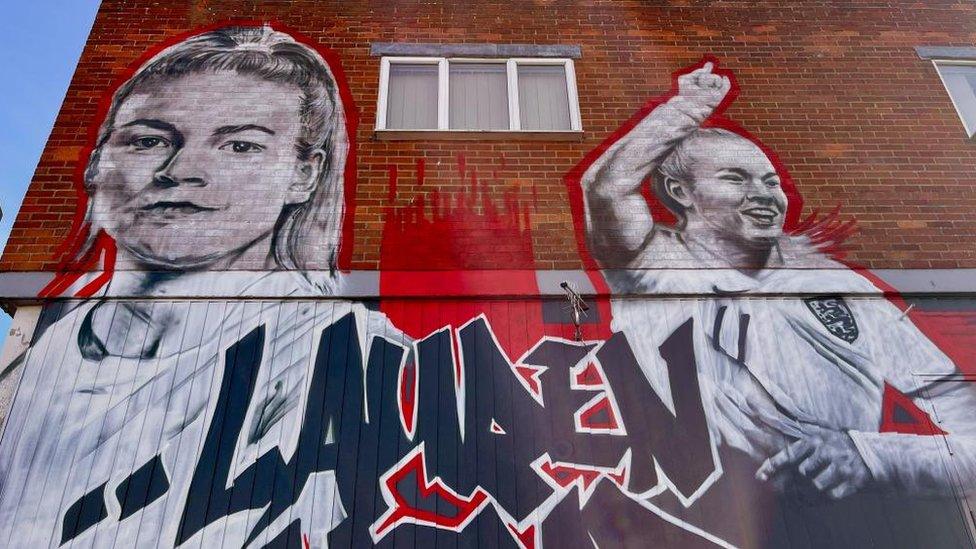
[517,64,571,130]
[449,63,509,130]
[386,63,438,129]
[939,64,976,136]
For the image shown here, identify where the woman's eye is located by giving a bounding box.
[719,175,744,183]
[765,178,781,187]
[219,141,265,153]
[130,136,170,150]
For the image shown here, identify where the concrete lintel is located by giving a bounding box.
[916,46,976,60]
[1,268,976,301]
[871,268,976,294]
[371,42,581,59]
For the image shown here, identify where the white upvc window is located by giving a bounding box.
[376,56,582,133]
[932,60,976,138]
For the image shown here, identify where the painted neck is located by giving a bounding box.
[683,217,778,273]
[107,232,277,296]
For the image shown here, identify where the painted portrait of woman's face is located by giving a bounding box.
[89,70,325,270]
[73,25,348,280]
[681,137,787,245]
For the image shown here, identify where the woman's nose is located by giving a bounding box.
[744,178,773,198]
[154,148,208,187]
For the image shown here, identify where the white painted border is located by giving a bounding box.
[437,58,450,130]
[375,57,391,130]
[507,58,521,130]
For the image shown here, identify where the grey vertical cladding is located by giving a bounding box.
[597,318,714,494]
[0,300,725,547]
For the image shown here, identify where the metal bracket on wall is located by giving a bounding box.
[560,281,589,341]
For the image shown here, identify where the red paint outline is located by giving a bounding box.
[564,57,800,283]
[39,20,359,297]
[563,56,967,374]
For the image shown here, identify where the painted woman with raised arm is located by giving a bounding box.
[582,62,839,292]
[577,59,976,546]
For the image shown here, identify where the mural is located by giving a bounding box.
[571,60,976,546]
[0,23,973,549]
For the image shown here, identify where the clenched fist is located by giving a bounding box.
[675,61,732,118]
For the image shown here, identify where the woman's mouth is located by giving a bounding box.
[740,207,779,227]
[140,201,217,217]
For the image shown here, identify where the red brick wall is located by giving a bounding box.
[3,0,975,272]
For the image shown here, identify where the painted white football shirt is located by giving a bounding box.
[607,230,976,498]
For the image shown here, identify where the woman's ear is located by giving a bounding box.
[664,176,694,208]
[287,149,326,203]
[84,146,105,191]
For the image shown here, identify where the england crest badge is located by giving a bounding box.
[803,296,859,343]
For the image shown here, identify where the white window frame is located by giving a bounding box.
[931,59,976,138]
[376,56,582,133]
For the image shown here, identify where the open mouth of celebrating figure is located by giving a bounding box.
[740,206,780,226]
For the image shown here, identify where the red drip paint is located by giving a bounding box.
[386,164,398,204]
[379,158,534,272]
[416,157,426,186]
[38,21,359,297]
[879,382,947,436]
[456,153,466,181]
[379,156,552,357]
[302,533,310,549]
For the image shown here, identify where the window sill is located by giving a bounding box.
[373,129,584,141]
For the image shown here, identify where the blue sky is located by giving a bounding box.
[0,2,101,342]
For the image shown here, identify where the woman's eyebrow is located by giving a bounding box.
[761,172,780,181]
[213,124,276,136]
[717,167,749,177]
[120,118,177,133]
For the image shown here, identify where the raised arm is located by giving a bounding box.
[581,62,731,267]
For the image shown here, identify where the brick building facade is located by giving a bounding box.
[4,1,976,273]
[0,1,974,547]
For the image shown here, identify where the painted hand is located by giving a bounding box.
[755,430,872,500]
[676,61,732,115]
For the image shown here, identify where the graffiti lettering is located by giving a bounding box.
[58,313,719,547]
